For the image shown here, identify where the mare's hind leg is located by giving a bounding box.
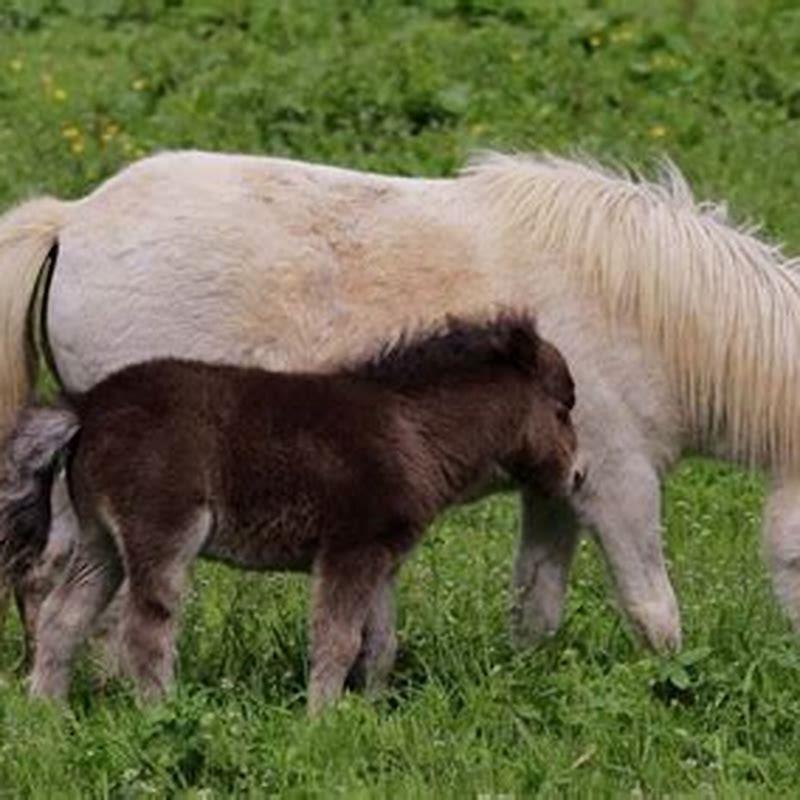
[573,452,681,652]
[346,576,397,694]
[511,488,580,648]
[121,510,211,702]
[763,481,800,630]
[308,546,394,715]
[29,517,123,700]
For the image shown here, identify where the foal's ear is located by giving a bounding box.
[503,321,541,374]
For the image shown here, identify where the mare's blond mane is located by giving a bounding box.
[467,153,800,469]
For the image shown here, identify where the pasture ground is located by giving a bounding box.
[2,1,800,796]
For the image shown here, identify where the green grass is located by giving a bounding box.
[2,1,800,796]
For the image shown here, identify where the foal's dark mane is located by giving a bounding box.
[348,311,541,391]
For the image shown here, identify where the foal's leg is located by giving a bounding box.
[89,582,127,686]
[511,488,580,648]
[573,453,681,652]
[763,480,800,631]
[346,575,397,694]
[29,517,123,700]
[122,510,211,702]
[17,473,128,683]
[308,546,394,715]
[16,472,79,670]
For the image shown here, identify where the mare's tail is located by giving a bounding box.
[0,405,79,583]
[0,197,69,441]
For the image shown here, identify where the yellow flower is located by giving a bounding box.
[610,27,634,44]
[589,33,602,48]
[9,58,23,72]
[61,125,80,140]
[648,124,668,139]
[70,138,85,155]
[53,88,67,102]
[101,122,120,144]
[651,53,680,71]
[131,78,147,91]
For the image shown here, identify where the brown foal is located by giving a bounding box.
[0,312,583,713]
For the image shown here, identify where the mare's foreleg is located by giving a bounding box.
[763,480,800,631]
[573,453,681,652]
[511,488,580,648]
[29,517,122,700]
[308,545,394,715]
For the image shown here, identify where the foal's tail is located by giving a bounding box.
[0,405,79,583]
[0,197,69,442]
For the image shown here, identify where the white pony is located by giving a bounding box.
[2,150,800,653]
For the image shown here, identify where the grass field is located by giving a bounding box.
[2,1,800,796]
